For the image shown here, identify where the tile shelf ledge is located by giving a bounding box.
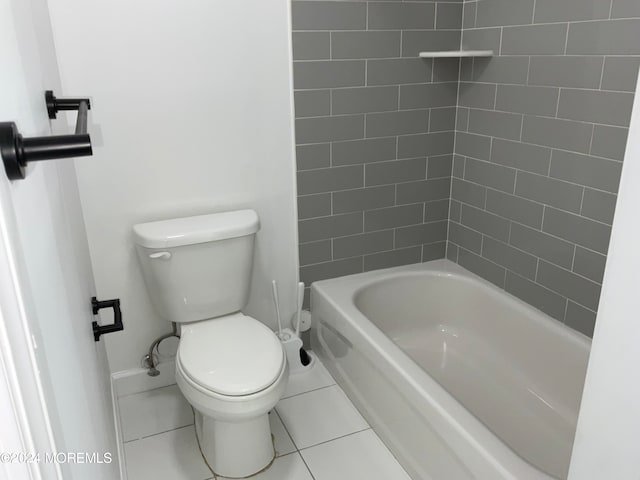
[418,50,494,58]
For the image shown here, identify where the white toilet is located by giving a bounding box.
[133,209,288,478]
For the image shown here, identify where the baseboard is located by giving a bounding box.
[111,360,176,398]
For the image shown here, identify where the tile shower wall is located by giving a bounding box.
[292,0,464,304]
[449,0,640,336]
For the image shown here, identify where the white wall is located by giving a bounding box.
[568,76,640,478]
[46,0,299,373]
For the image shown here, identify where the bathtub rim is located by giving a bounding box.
[313,259,591,351]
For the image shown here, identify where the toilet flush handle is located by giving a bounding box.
[149,251,171,260]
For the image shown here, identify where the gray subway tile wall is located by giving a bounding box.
[292,0,640,339]
[450,0,639,337]
[293,0,461,306]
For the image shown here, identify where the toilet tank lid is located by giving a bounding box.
[133,210,259,248]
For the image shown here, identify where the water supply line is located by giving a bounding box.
[144,322,179,377]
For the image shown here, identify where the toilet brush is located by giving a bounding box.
[271,280,283,339]
[294,282,304,338]
[293,281,311,367]
[275,281,313,373]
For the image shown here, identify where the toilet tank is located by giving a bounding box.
[133,210,260,324]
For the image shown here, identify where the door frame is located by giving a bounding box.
[567,72,640,478]
[0,179,61,480]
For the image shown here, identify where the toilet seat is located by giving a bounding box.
[178,313,284,397]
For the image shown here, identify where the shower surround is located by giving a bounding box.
[449,0,639,336]
[293,0,462,294]
[292,0,640,337]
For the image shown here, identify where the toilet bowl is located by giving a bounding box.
[175,313,288,477]
[133,210,289,478]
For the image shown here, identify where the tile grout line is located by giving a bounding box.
[273,409,298,456]
[365,1,369,31]
[281,382,337,401]
[562,297,570,323]
[126,423,195,444]
[474,0,478,27]
[298,427,373,453]
[291,16,640,36]
[598,56,606,90]
[297,101,634,133]
[608,0,614,19]
[298,453,318,480]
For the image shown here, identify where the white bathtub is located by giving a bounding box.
[310,259,590,480]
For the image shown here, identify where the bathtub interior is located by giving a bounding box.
[354,273,588,411]
[316,263,590,480]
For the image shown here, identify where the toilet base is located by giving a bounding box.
[195,410,274,478]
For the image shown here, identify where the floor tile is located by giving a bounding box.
[269,410,296,457]
[120,357,407,480]
[119,384,193,442]
[276,384,369,449]
[301,429,411,480]
[219,453,313,480]
[283,355,336,399]
[124,426,212,480]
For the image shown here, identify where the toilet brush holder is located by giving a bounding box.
[279,328,313,374]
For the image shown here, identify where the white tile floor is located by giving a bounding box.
[118,355,411,480]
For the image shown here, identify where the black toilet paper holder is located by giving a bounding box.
[0,90,93,180]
